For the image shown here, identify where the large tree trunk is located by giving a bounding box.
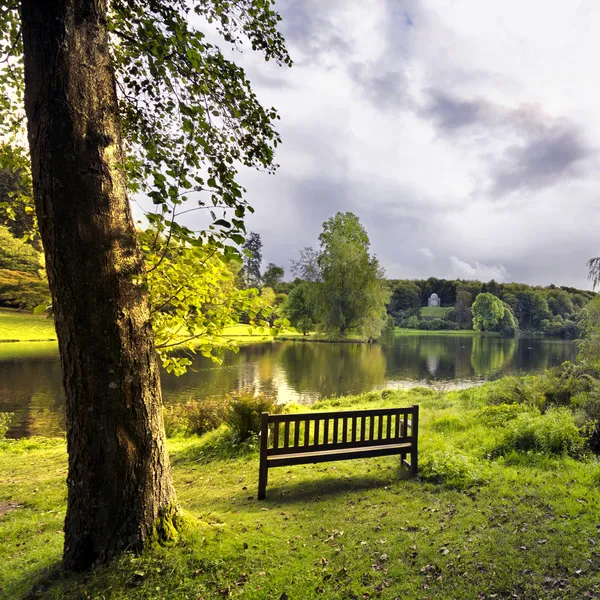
[21,0,177,570]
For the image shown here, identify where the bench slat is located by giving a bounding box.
[267,435,414,455]
[272,422,279,450]
[269,407,414,423]
[267,443,412,468]
[283,421,290,449]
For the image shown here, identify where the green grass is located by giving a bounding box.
[420,306,452,319]
[2,385,600,599]
[394,327,487,336]
[0,309,57,342]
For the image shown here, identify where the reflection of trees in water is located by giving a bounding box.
[2,336,580,437]
[470,337,517,377]
[278,342,387,399]
[0,356,64,437]
[382,335,472,381]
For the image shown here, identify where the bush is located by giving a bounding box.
[0,412,12,439]
[428,318,444,330]
[226,391,282,442]
[419,450,490,489]
[429,414,469,432]
[468,376,546,409]
[476,403,526,428]
[494,408,586,458]
[406,315,420,329]
[164,397,230,437]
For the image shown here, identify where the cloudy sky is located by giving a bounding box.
[191,0,600,288]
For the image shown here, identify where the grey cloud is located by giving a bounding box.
[278,1,352,64]
[424,90,484,130]
[492,125,591,195]
[349,63,408,110]
[422,90,595,194]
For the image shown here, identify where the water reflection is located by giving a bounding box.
[0,333,578,438]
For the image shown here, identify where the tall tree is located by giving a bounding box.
[454,290,472,329]
[6,0,290,570]
[262,262,284,289]
[284,282,317,335]
[472,293,506,332]
[290,246,322,282]
[241,231,263,288]
[316,212,390,339]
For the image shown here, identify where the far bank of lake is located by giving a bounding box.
[0,330,577,438]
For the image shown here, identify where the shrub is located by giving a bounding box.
[476,403,527,428]
[429,414,469,432]
[0,412,12,439]
[419,450,489,489]
[406,315,420,329]
[164,397,230,437]
[428,318,444,330]
[468,376,545,409]
[494,408,586,458]
[226,391,282,441]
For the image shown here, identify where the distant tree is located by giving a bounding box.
[548,289,575,317]
[284,282,317,335]
[472,293,505,332]
[502,292,518,314]
[0,225,41,273]
[291,246,321,282]
[497,303,519,337]
[316,212,391,339]
[406,315,420,329]
[0,144,36,241]
[473,293,518,337]
[486,279,500,296]
[454,290,472,329]
[241,232,263,288]
[262,262,284,289]
[0,226,48,309]
[390,281,421,312]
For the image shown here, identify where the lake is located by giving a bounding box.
[0,332,577,438]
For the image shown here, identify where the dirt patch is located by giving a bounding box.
[0,501,22,519]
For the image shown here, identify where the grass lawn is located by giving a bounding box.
[2,385,600,598]
[0,309,57,342]
[420,306,452,319]
[394,327,486,336]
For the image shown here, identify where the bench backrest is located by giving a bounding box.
[262,405,418,456]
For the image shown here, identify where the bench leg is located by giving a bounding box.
[258,457,268,500]
[410,447,418,475]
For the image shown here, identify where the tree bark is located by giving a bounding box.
[21,0,177,570]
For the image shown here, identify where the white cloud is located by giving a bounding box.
[418,247,434,260]
[449,256,509,283]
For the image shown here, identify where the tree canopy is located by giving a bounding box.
[316,212,390,339]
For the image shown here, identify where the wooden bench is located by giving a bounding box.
[258,405,419,499]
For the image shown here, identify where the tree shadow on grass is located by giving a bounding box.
[169,430,258,467]
[15,562,64,599]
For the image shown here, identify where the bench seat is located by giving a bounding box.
[266,442,413,468]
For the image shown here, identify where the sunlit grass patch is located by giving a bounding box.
[0,309,57,342]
